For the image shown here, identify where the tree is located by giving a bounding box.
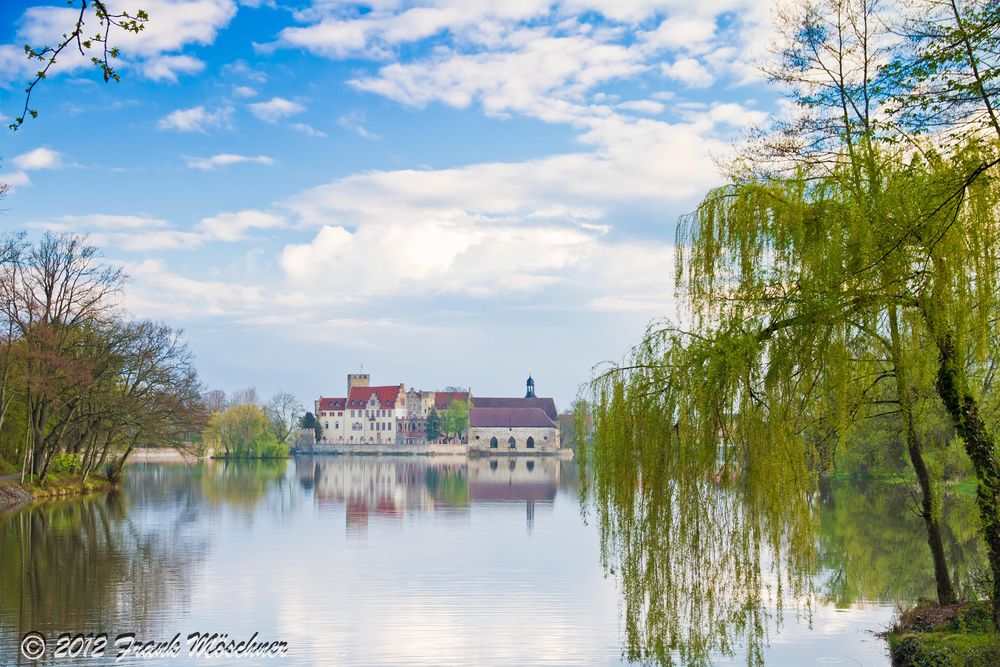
[10,1,148,131]
[440,399,469,441]
[425,408,442,443]
[266,391,303,443]
[204,403,285,458]
[582,0,1000,660]
[298,411,322,442]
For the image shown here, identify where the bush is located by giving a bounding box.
[48,452,81,474]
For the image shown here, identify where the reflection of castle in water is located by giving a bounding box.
[296,456,560,530]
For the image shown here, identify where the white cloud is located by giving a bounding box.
[24,209,285,252]
[618,100,665,114]
[337,112,379,139]
[349,30,645,120]
[13,147,63,170]
[290,122,327,137]
[0,172,31,189]
[247,97,305,123]
[184,153,275,170]
[233,85,258,98]
[141,54,206,82]
[199,210,286,241]
[660,57,714,87]
[157,106,233,132]
[26,214,169,231]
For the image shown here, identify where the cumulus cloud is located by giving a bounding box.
[157,105,233,132]
[13,147,63,170]
[247,97,305,123]
[660,57,715,87]
[184,153,275,170]
[141,54,206,82]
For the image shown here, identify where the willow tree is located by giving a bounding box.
[582,1,1000,661]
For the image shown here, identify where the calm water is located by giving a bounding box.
[0,457,978,666]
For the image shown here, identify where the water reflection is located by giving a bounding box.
[0,457,962,666]
[297,455,561,532]
[816,478,983,607]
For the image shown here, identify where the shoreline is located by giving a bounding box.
[300,443,575,458]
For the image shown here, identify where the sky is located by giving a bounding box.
[0,0,782,410]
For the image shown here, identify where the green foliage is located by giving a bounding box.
[203,404,287,459]
[299,411,323,441]
[440,400,469,440]
[47,453,81,475]
[890,602,1000,667]
[425,408,442,442]
[583,0,1000,660]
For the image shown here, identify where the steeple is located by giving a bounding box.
[525,374,536,398]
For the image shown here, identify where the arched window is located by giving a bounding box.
[335,421,339,429]
[508,436,516,449]
[526,436,535,449]
[490,436,498,448]
[324,421,329,429]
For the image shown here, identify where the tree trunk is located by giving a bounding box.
[889,308,956,604]
[935,330,1000,627]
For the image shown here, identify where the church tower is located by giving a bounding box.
[525,374,536,399]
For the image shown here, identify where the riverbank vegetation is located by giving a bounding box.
[0,233,207,491]
[200,389,302,459]
[580,0,1000,664]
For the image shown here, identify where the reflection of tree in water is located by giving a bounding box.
[0,488,205,652]
[198,459,288,511]
[816,478,983,607]
[592,480,815,666]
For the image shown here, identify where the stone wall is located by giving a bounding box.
[468,425,560,453]
[305,442,469,456]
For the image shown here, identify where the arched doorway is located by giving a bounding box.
[507,436,516,449]
[490,436,498,448]
[526,436,535,449]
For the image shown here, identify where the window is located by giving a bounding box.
[508,436,516,449]
[324,421,329,429]
[490,436,498,449]
[526,436,535,449]
[335,422,339,429]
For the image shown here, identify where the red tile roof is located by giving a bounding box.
[317,397,346,411]
[434,391,470,409]
[469,407,556,428]
[347,384,405,409]
[472,397,557,421]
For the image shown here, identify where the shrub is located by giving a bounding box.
[48,452,81,474]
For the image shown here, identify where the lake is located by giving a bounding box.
[0,456,979,666]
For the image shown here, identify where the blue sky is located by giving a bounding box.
[0,0,781,409]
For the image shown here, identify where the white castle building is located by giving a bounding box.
[315,374,561,452]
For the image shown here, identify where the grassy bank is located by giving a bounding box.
[20,472,117,500]
[887,601,1000,666]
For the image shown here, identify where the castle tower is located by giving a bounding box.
[525,374,536,399]
[348,373,370,396]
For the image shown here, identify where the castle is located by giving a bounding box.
[315,374,561,453]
